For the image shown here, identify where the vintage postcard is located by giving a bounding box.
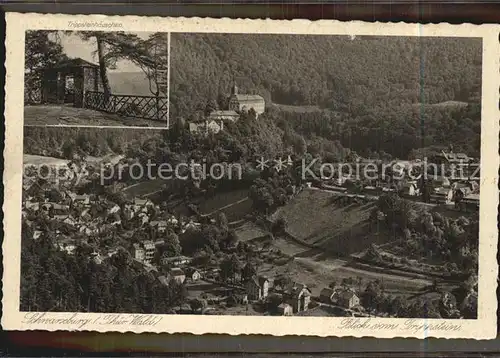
[3,13,499,339]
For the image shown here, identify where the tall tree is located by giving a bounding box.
[24,31,68,103]
[73,31,154,101]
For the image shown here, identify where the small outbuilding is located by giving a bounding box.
[41,58,102,107]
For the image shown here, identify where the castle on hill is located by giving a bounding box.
[190,82,266,134]
[209,82,265,121]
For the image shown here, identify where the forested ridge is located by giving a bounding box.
[170,34,482,158]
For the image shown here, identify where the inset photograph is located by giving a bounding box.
[24,30,170,128]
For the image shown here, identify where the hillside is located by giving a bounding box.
[170,34,481,113]
[271,188,396,256]
[170,33,482,158]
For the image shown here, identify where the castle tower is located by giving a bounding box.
[231,81,238,95]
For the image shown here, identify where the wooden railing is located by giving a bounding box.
[84,91,168,122]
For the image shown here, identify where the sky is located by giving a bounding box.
[55,31,153,72]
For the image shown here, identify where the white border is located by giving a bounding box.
[3,13,499,339]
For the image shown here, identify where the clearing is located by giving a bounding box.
[24,105,168,128]
[412,100,469,109]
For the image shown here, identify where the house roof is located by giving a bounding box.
[209,110,239,117]
[234,94,265,103]
[158,275,169,286]
[134,198,149,206]
[258,276,269,286]
[52,58,99,69]
[433,187,452,195]
[320,287,335,297]
[443,151,470,161]
[150,220,168,227]
[338,290,358,300]
[463,193,480,202]
[163,255,191,262]
[288,282,311,296]
[185,267,199,275]
[170,268,185,276]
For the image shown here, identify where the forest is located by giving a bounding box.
[20,222,187,313]
[170,33,482,158]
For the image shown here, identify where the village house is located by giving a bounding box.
[277,303,293,316]
[246,275,270,301]
[189,119,224,135]
[432,176,451,188]
[58,241,76,255]
[208,110,240,122]
[150,220,168,233]
[182,220,201,233]
[457,193,480,212]
[169,268,186,284]
[286,283,311,313]
[334,290,361,309]
[134,197,152,210]
[453,184,472,204]
[32,230,43,240]
[138,212,150,225]
[158,275,170,287]
[400,181,420,197]
[132,243,145,262]
[25,201,40,211]
[144,263,158,274]
[62,216,77,227]
[228,82,265,117]
[123,204,135,220]
[107,204,120,215]
[167,215,179,226]
[142,240,156,263]
[430,187,454,205]
[91,251,103,265]
[362,185,381,196]
[431,148,472,166]
[162,255,192,266]
[72,194,90,206]
[185,267,201,282]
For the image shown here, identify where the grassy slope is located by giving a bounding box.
[24,154,70,166]
[24,105,167,127]
[272,188,397,255]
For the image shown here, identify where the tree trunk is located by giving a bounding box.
[96,35,111,102]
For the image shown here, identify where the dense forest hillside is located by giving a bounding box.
[170,34,482,158]
[171,34,481,113]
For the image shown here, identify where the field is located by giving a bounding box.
[197,189,252,222]
[234,222,268,242]
[272,188,396,255]
[24,154,70,167]
[257,242,435,298]
[412,100,470,109]
[253,187,462,300]
[24,105,168,127]
[271,103,322,113]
